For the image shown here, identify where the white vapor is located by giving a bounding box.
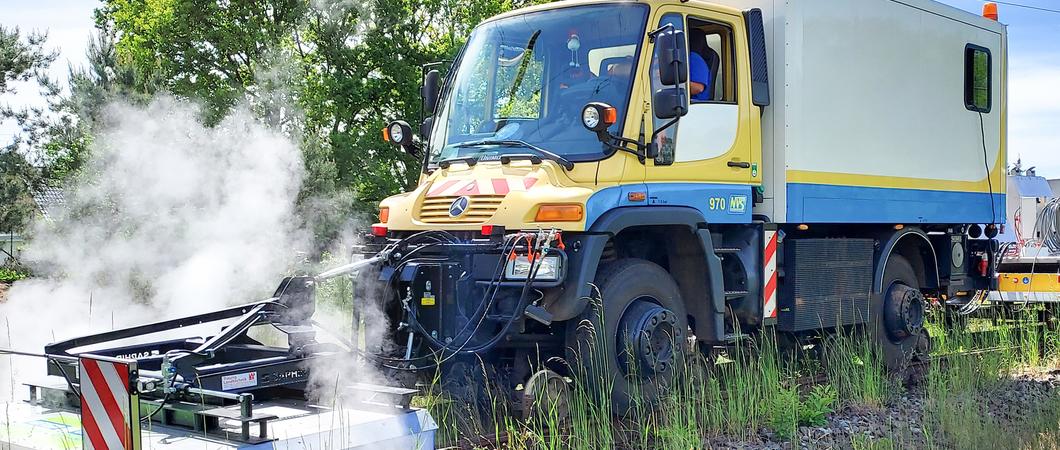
[1,96,308,398]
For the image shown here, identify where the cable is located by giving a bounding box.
[140,392,171,422]
[1035,197,1060,253]
[978,111,996,225]
[0,349,82,398]
[347,232,520,368]
[49,359,82,398]
[992,1,1060,15]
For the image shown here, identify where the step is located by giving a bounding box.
[725,290,750,299]
[714,247,741,255]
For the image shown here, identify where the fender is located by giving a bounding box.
[873,227,941,293]
[548,206,726,342]
[546,206,706,321]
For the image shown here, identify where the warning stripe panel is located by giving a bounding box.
[491,178,510,195]
[80,357,132,450]
[81,400,106,450]
[97,361,131,424]
[763,231,778,319]
[425,177,540,197]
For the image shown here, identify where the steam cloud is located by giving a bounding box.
[1,96,309,398]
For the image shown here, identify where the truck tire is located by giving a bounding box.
[872,255,926,373]
[566,258,688,415]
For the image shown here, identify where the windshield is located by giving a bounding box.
[428,4,649,165]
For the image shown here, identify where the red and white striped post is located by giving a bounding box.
[763,229,778,322]
[79,355,141,450]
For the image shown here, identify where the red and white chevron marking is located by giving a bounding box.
[80,357,134,450]
[763,230,778,319]
[426,177,539,197]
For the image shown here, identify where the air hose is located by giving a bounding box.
[1035,197,1060,253]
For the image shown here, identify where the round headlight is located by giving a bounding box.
[581,102,616,133]
[582,106,600,130]
[389,123,404,144]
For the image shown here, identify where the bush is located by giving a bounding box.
[769,386,800,440]
[801,384,838,426]
[769,384,837,440]
[0,264,29,283]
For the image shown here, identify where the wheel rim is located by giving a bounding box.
[883,283,926,343]
[617,298,680,380]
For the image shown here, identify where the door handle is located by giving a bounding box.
[727,161,751,169]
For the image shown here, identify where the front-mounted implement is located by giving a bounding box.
[19,274,436,449]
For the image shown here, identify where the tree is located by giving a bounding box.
[0,25,55,94]
[98,0,308,124]
[0,25,56,232]
[80,0,543,242]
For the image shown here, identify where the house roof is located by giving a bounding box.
[32,186,65,222]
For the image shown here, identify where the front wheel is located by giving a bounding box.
[566,258,688,415]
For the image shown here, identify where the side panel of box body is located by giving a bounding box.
[710,0,1006,225]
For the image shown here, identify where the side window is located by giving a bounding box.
[650,13,684,165]
[687,17,736,103]
[964,44,991,113]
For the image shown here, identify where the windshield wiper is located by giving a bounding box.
[453,140,575,170]
[437,156,479,169]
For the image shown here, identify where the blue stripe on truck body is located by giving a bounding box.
[786,183,1005,224]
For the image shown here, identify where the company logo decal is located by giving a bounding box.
[449,196,470,217]
[728,195,747,214]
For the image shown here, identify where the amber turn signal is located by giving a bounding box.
[379,207,390,223]
[535,204,584,222]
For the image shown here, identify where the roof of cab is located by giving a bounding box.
[482,0,744,26]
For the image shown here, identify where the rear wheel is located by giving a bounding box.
[871,255,927,373]
[567,258,688,415]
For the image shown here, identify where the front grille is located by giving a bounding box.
[417,195,504,224]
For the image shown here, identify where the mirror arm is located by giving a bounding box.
[644,116,681,162]
[649,116,680,144]
[596,131,651,162]
[404,141,423,159]
[647,23,675,43]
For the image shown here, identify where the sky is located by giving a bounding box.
[2,0,1058,177]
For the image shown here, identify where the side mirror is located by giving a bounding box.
[420,117,434,140]
[655,29,687,86]
[421,70,441,114]
[654,87,688,119]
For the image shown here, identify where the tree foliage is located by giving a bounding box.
[0,26,57,232]
[6,0,547,240]
[0,25,55,94]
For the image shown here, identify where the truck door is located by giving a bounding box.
[644,7,761,193]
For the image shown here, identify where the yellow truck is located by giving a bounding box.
[368,0,1008,413]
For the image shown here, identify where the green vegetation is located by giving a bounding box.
[0,25,55,233]
[1,0,546,241]
[0,266,28,283]
[420,305,1060,449]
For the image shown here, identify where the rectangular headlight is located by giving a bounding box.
[505,255,563,281]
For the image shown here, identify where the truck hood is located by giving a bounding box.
[378,162,595,231]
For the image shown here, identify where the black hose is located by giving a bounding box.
[140,392,172,422]
[49,359,82,398]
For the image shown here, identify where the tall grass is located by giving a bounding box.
[419,303,1060,449]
